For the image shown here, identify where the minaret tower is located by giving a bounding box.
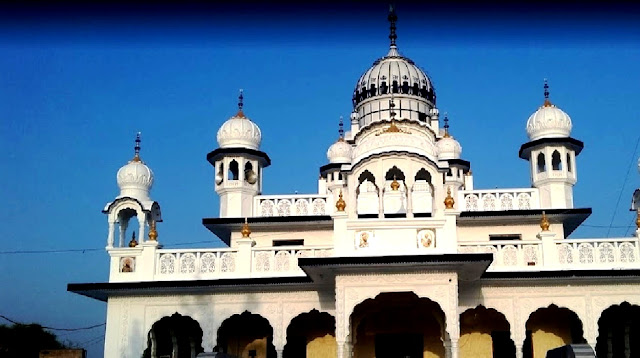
[519,80,583,209]
[103,133,163,248]
[209,90,271,218]
[323,116,353,206]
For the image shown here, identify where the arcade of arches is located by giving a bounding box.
[142,301,640,358]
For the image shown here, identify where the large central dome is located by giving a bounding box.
[353,47,436,107]
[351,8,437,131]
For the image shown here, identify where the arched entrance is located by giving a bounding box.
[459,306,515,358]
[596,301,640,358]
[350,292,446,358]
[283,309,336,358]
[216,311,276,358]
[142,313,203,358]
[523,305,585,358]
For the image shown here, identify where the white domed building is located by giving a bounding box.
[71,8,640,358]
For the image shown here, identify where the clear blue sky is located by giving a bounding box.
[0,2,639,357]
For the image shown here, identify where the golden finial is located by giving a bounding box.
[241,218,251,238]
[336,190,346,212]
[465,169,472,176]
[148,220,158,241]
[390,175,400,191]
[444,186,455,209]
[635,210,640,230]
[540,211,550,231]
[128,232,138,247]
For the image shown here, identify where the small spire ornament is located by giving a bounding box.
[636,210,640,230]
[338,116,345,142]
[540,211,550,231]
[241,218,251,238]
[148,220,158,241]
[128,231,138,247]
[336,190,346,212]
[443,113,451,138]
[131,132,142,162]
[543,79,553,107]
[388,4,398,49]
[236,89,246,118]
[444,186,455,209]
[390,175,400,191]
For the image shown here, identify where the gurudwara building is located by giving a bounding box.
[69,8,640,358]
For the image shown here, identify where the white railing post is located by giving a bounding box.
[236,238,253,276]
[538,231,557,267]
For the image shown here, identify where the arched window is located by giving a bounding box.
[385,166,405,181]
[244,162,256,184]
[567,153,572,173]
[415,168,432,183]
[358,170,376,185]
[537,153,546,173]
[552,150,562,171]
[228,160,239,180]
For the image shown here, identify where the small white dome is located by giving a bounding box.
[526,100,572,141]
[117,156,154,201]
[437,135,462,160]
[327,138,353,164]
[216,110,262,150]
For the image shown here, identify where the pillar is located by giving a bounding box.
[515,342,523,358]
[444,339,452,358]
[451,338,459,358]
[138,215,146,244]
[107,221,115,247]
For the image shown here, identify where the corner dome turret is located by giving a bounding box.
[526,80,573,141]
[436,115,462,160]
[117,133,154,201]
[326,117,352,164]
[216,90,262,150]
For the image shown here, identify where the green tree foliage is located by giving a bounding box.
[0,323,67,358]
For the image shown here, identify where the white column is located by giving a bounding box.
[515,343,524,358]
[107,221,115,247]
[138,215,146,244]
[450,338,459,358]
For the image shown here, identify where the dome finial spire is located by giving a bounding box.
[443,113,451,138]
[388,4,398,49]
[236,89,246,118]
[543,79,552,107]
[338,116,345,140]
[132,132,142,162]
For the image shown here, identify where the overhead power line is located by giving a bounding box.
[606,134,640,237]
[0,315,105,331]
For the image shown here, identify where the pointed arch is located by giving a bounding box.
[566,153,572,173]
[459,305,515,358]
[551,150,562,170]
[216,311,276,358]
[384,166,406,181]
[284,310,336,358]
[228,160,239,180]
[596,301,640,358]
[536,152,546,173]
[142,313,203,358]
[524,304,585,358]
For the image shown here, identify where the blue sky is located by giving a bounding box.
[0,3,639,357]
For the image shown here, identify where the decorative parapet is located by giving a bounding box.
[458,240,542,270]
[554,238,639,267]
[254,194,331,217]
[459,188,540,212]
[251,246,334,276]
[459,237,640,271]
[108,245,334,282]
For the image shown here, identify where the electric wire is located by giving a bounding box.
[606,134,640,237]
[0,315,105,331]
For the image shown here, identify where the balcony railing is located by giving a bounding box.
[459,188,540,212]
[458,237,640,271]
[253,194,331,217]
